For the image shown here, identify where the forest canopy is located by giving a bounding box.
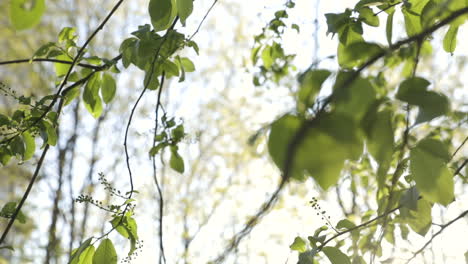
[1,0,468,263]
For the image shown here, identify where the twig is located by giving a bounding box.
[189,0,219,40]
[0,58,99,70]
[405,209,468,263]
[454,159,467,176]
[153,72,167,264]
[317,204,403,251]
[451,135,468,160]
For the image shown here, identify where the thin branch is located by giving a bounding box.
[153,72,167,264]
[318,204,403,251]
[405,209,468,263]
[454,159,467,176]
[189,0,219,40]
[0,58,100,70]
[122,17,179,203]
[0,145,50,245]
[451,135,468,160]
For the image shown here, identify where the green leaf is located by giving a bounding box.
[54,54,73,77]
[177,0,193,25]
[359,7,379,27]
[292,23,300,32]
[396,77,450,123]
[163,60,180,78]
[0,114,9,126]
[402,0,430,36]
[144,67,161,90]
[177,57,196,72]
[0,148,12,166]
[32,42,56,58]
[64,87,81,106]
[83,73,103,118]
[171,124,185,141]
[355,0,386,9]
[42,121,57,146]
[0,202,26,223]
[110,215,139,255]
[333,72,377,121]
[325,11,352,36]
[402,199,432,236]
[10,136,25,158]
[261,46,273,69]
[399,187,419,211]
[338,42,383,69]
[386,10,395,46]
[119,38,138,68]
[298,250,317,264]
[149,0,177,32]
[9,0,46,30]
[101,73,117,104]
[78,245,95,264]
[410,138,454,205]
[443,25,459,54]
[336,219,356,230]
[290,237,307,253]
[70,238,93,264]
[93,239,117,264]
[149,143,167,157]
[268,113,363,188]
[362,108,394,186]
[322,247,352,264]
[22,131,35,161]
[58,27,77,43]
[170,147,185,173]
[297,69,331,111]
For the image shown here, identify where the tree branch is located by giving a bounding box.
[405,209,468,263]
[0,58,100,70]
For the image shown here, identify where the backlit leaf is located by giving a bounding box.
[93,239,117,264]
[22,131,35,161]
[10,0,46,30]
[101,73,117,104]
[443,25,459,54]
[170,147,185,173]
[70,238,93,264]
[402,199,432,236]
[54,54,72,77]
[323,247,351,264]
[359,7,379,27]
[297,69,331,110]
[177,0,193,25]
[149,0,177,32]
[290,237,307,253]
[410,138,454,205]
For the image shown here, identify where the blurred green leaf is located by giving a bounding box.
[101,73,117,104]
[177,0,193,25]
[410,138,454,205]
[290,237,307,253]
[323,247,351,264]
[149,0,177,32]
[93,239,117,264]
[10,0,46,30]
